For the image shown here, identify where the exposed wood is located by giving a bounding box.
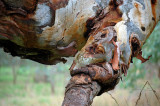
[0,0,160,65]
[62,0,160,105]
[0,0,160,105]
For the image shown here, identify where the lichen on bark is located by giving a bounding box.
[0,0,160,105]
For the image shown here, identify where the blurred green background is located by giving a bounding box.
[0,23,160,106]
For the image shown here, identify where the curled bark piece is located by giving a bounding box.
[57,41,78,56]
[130,34,151,63]
[110,40,120,70]
[136,51,151,63]
[121,63,129,76]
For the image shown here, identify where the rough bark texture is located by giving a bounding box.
[62,74,101,106]
[63,0,160,105]
[0,0,160,106]
[0,0,160,64]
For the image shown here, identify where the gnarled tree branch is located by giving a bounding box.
[0,0,160,105]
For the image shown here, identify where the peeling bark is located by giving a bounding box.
[62,0,160,105]
[0,0,160,105]
[0,0,160,65]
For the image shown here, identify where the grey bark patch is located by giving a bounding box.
[95,0,110,9]
[135,0,145,9]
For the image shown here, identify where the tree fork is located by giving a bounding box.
[62,26,121,105]
[62,0,160,105]
[0,0,160,105]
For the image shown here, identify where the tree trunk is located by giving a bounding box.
[0,0,160,105]
[12,65,17,84]
[50,80,55,95]
[11,57,21,84]
[158,66,160,79]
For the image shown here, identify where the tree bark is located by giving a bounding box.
[0,0,160,105]
[62,0,160,105]
[62,74,101,106]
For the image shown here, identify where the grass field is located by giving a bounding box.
[0,66,160,106]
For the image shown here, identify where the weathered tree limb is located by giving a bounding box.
[0,0,98,64]
[62,67,120,105]
[62,74,101,106]
[62,0,160,105]
[0,0,160,64]
[1,0,160,106]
